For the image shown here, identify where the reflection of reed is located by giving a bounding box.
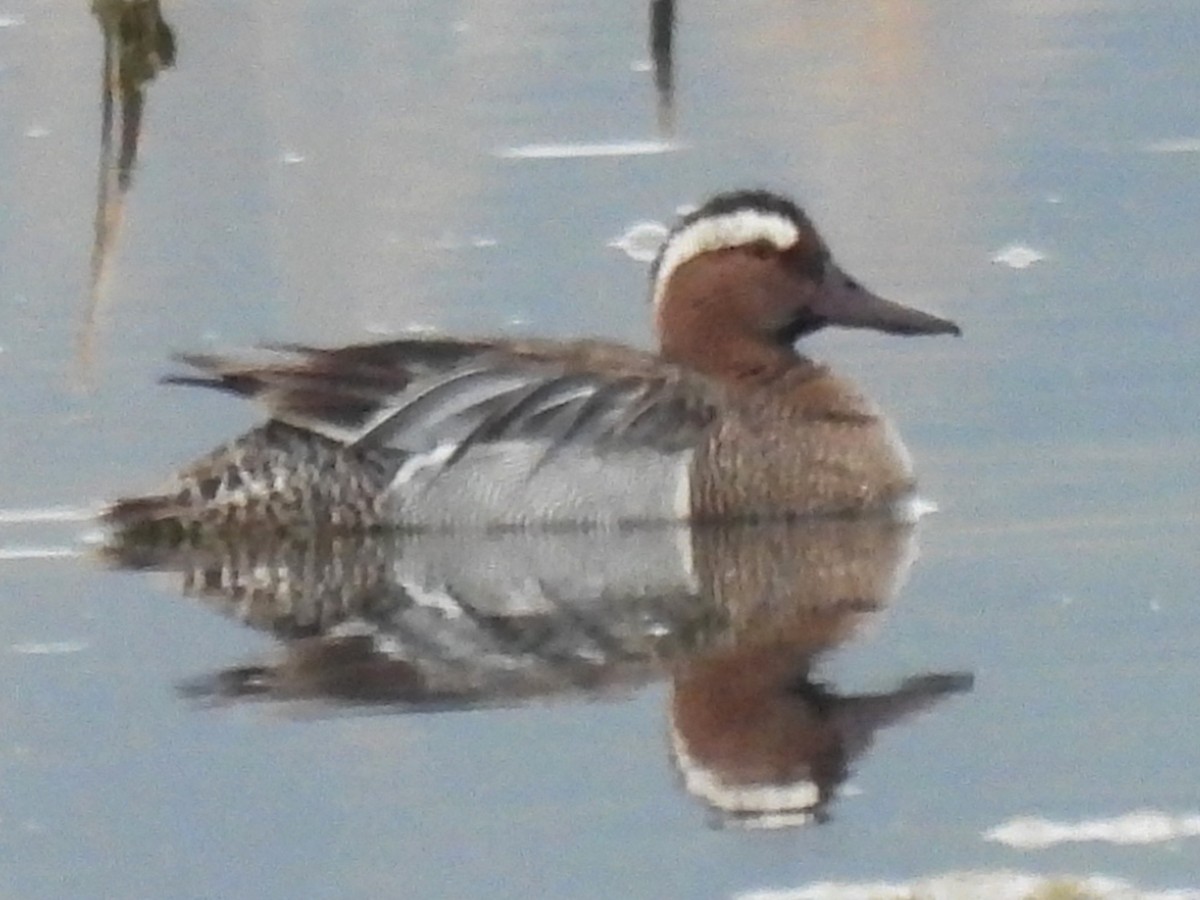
[103,518,972,826]
[77,0,175,388]
[649,0,676,136]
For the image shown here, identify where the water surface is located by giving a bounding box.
[1,1,1198,898]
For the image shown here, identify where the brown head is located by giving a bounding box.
[650,190,960,381]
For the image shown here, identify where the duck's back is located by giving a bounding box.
[105,340,717,534]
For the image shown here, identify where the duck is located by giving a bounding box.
[104,189,960,535]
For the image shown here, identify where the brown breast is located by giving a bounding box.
[689,366,915,521]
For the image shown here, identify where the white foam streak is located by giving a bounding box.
[991,244,1046,269]
[0,506,97,524]
[739,871,1200,900]
[496,139,681,160]
[985,810,1200,849]
[607,220,669,263]
[1143,137,1200,154]
[10,640,88,655]
[0,547,82,561]
[897,494,939,522]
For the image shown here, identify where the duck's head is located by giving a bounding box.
[650,190,960,379]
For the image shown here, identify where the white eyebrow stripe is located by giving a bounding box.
[651,210,801,309]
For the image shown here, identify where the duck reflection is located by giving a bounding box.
[105,517,972,826]
[80,0,175,382]
[672,525,972,827]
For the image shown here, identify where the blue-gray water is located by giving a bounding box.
[1,1,1198,898]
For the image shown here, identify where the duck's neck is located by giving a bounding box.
[661,327,798,384]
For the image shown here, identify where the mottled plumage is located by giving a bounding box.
[106,189,959,536]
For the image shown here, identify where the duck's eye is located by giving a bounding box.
[843,275,861,291]
[747,240,775,260]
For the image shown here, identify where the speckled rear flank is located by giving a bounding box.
[104,421,401,536]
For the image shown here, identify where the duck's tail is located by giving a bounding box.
[103,493,183,526]
[100,492,195,548]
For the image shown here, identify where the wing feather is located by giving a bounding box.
[166,339,720,464]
